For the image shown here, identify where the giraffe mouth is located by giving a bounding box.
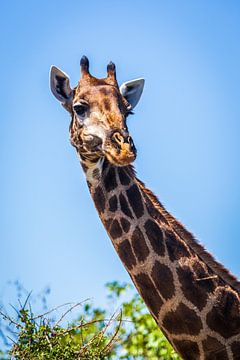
[103,143,136,166]
[104,150,136,166]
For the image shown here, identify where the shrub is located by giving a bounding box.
[0,282,180,359]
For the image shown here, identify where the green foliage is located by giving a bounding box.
[104,281,180,360]
[1,305,118,359]
[0,282,181,359]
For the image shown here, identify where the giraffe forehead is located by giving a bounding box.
[74,84,120,103]
[74,85,126,127]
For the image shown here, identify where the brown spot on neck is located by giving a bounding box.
[134,273,163,316]
[119,193,134,219]
[144,219,165,256]
[177,264,213,311]
[206,287,240,338]
[126,184,144,218]
[163,303,203,335]
[120,217,130,233]
[174,340,200,360]
[109,195,118,212]
[93,186,105,214]
[118,167,131,185]
[117,240,137,270]
[105,219,122,240]
[104,167,117,192]
[202,336,228,359]
[131,226,150,262]
[151,261,175,300]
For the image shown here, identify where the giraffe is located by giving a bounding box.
[50,56,240,359]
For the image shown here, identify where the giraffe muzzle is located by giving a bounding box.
[104,130,136,166]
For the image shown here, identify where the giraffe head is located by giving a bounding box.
[50,56,144,167]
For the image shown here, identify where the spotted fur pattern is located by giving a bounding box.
[81,158,240,360]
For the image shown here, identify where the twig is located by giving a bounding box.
[0,311,22,328]
[22,291,33,310]
[32,302,72,321]
[77,327,103,356]
[102,311,122,354]
[6,335,18,346]
[54,300,90,327]
[9,304,20,318]
[97,309,119,346]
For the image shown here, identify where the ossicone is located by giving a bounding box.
[107,61,116,79]
[80,55,90,76]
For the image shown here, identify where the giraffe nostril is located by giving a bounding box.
[127,136,132,145]
[112,132,124,145]
[111,131,135,151]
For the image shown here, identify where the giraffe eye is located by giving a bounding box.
[73,102,88,118]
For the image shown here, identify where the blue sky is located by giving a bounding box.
[1,1,240,311]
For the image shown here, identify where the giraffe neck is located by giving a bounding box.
[80,156,240,359]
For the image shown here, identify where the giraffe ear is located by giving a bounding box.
[120,78,145,109]
[50,66,73,104]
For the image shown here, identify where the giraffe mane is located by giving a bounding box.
[131,171,240,294]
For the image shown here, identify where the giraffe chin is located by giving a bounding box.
[104,150,136,167]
